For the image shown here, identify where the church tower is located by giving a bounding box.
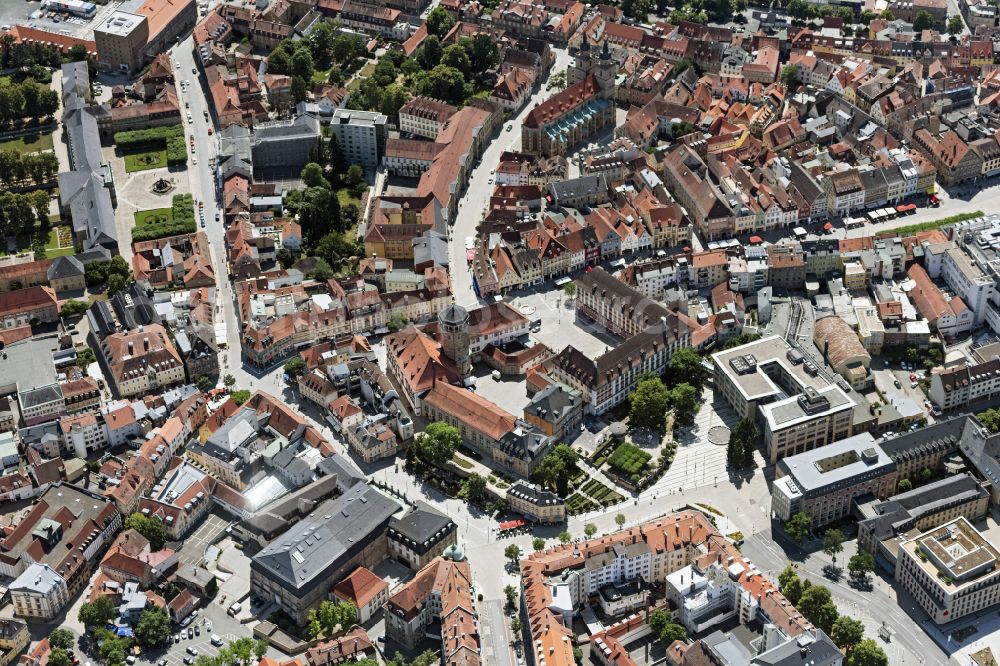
[438,303,471,376]
[593,40,616,98]
[567,33,593,87]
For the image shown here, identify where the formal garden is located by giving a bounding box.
[132,194,196,241]
[124,148,168,173]
[116,124,187,173]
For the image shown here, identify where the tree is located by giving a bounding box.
[784,512,812,544]
[124,512,167,551]
[461,473,488,504]
[823,529,845,564]
[418,35,442,70]
[947,15,963,34]
[196,375,213,392]
[848,640,888,666]
[784,576,806,605]
[510,617,522,636]
[667,383,700,424]
[723,332,762,349]
[831,615,865,652]
[441,45,472,76]
[75,347,95,370]
[848,551,875,581]
[913,10,934,30]
[344,164,365,193]
[417,65,465,106]
[205,575,219,599]
[308,600,357,639]
[135,607,172,647]
[505,543,521,564]
[79,595,116,626]
[311,258,335,282]
[671,120,696,138]
[468,34,499,74]
[427,6,456,37]
[224,374,236,389]
[49,650,72,666]
[584,523,597,537]
[532,537,545,551]
[780,64,800,89]
[106,272,129,297]
[667,347,707,388]
[629,377,669,431]
[49,629,75,650]
[60,299,88,318]
[548,69,567,90]
[879,8,895,19]
[387,312,409,332]
[558,531,572,544]
[778,565,798,591]
[291,48,314,81]
[562,281,576,300]
[531,444,579,496]
[301,162,327,188]
[283,356,306,380]
[798,585,838,633]
[379,84,411,123]
[896,478,912,492]
[659,622,687,644]
[231,389,251,406]
[730,416,759,467]
[503,584,518,608]
[412,421,461,466]
[615,513,626,528]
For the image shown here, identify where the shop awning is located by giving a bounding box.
[749,235,763,244]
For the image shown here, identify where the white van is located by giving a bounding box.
[211,635,224,647]
[491,370,501,381]
[227,602,242,616]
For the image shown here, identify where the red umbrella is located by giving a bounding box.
[823,222,833,231]
[749,235,763,244]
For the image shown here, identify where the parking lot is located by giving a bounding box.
[175,512,231,566]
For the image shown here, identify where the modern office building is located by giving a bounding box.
[895,517,1000,623]
[712,335,855,463]
[330,109,387,169]
[771,433,897,526]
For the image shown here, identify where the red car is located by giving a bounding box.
[207,127,213,135]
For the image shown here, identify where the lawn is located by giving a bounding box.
[336,187,361,208]
[124,149,168,173]
[0,132,54,155]
[134,207,173,227]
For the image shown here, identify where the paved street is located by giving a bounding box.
[740,530,945,664]
[480,599,514,666]
[448,47,574,308]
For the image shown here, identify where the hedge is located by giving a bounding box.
[607,442,652,475]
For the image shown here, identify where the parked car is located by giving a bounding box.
[187,628,193,639]
[186,648,198,656]
[183,659,194,665]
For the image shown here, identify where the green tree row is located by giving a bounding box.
[0,150,59,188]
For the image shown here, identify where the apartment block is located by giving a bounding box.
[330,109,387,169]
